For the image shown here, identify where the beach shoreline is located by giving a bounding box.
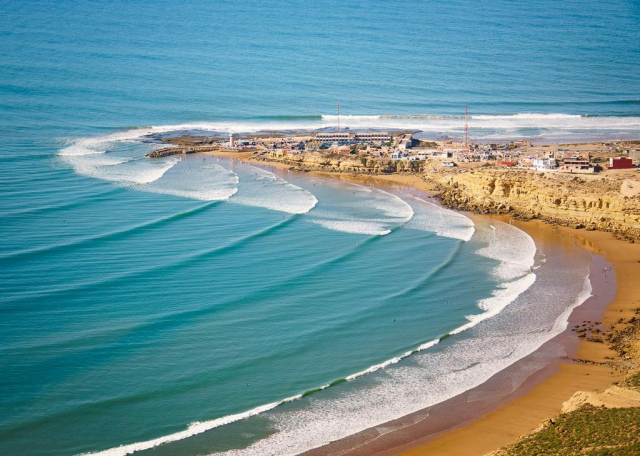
[203,150,638,456]
[394,226,638,456]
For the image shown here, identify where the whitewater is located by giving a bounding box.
[61,127,592,456]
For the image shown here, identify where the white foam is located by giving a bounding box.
[146,114,640,135]
[81,394,304,456]
[306,182,414,236]
[445,220,538,334]
[75,156,177,185]
[62,154,131,168]
[58,144,106,157]
[59,148,179,185]
[451,272,537,335]
[228,165,318,214]
[345,339,440,381]
[552,272,593,333]
[406,198,475,241]
[144,162,239,201]
[310,219,392,236]
[59,130,245,200]
[475,222,537,280]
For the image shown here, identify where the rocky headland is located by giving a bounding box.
[249,152,640,243]
[429,167,640,243]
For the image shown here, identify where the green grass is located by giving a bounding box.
[498,405,640,455]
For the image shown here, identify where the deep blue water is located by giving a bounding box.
[0,1,637,455]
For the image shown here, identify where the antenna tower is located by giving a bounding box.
[464,105,469,150]
[337,102,341,133]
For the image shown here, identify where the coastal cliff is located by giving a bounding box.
[493,309,640,455]
[254,152,425,174]
[427,168,640,242]
[251,152,640,242]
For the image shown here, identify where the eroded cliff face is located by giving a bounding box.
[253,152,640,241]
[428,168,640,242]
[255,152,424,174]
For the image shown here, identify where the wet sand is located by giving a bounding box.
[391,226,639,456]
[289,172,634,456]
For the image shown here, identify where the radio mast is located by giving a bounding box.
[464,105,469,151]
[337,102,341,133]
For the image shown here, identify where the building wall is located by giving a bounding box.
[609,157,635,169]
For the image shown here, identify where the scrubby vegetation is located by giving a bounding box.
[496,307,640,455]
[497,405,640,455]
[622,370,640,392]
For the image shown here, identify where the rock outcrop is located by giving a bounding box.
[254,152,425,174]
[561,385,640,413]
[427,168,640,242]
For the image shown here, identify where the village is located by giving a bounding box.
[146,117,640,176]
[204,130,640,174]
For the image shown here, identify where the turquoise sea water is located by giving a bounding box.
[1,1,638,455]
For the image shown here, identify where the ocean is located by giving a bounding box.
[0,0,639,455]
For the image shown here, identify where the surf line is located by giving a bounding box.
[83,284,532,456]
[83,225,541,456]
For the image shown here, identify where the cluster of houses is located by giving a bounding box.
[496,152,637,174]
[220,132,639,174]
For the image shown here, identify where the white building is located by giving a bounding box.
[397,134,415,151]
[314,132,392,143]
[533,157,557,171]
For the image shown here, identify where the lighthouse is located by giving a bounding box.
[229,133,235,147]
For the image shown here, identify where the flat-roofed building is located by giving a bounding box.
[314,132,391,143]
[533,157,557,171]
[315,132,353,142]
[558,154,597,173]
[563,156,590,166]
[355,132,391,142]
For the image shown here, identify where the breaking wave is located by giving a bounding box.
[62,111,640,154]
[306,182,414,236]
[405,197,475,241]
[228,163,318,214]
[84,219,545,456]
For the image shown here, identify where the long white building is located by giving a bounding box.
[314,132,391,142]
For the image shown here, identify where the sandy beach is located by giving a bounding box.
[332,175,639,456]
[210,153,639,456]
[394,226,639,456]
